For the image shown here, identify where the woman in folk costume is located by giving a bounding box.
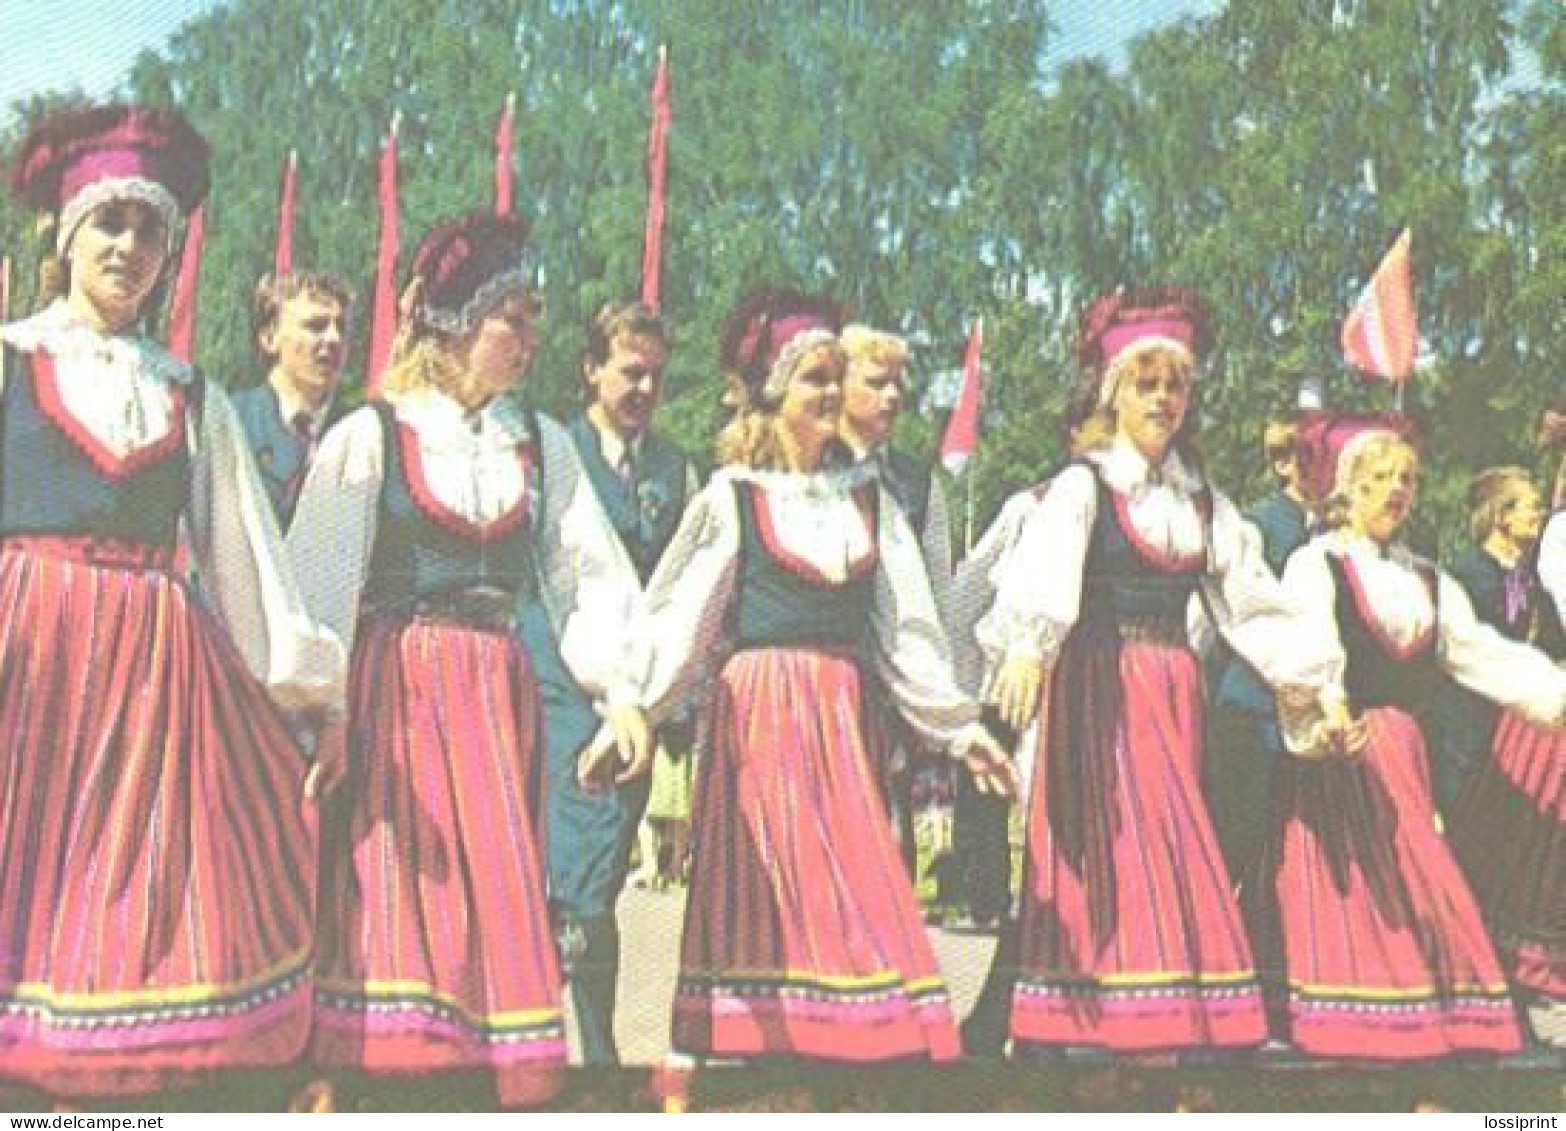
[1444,467,1565,1050]
[1267,418,1565,1058]
[975,288,1345,1054]
[628,294,1015,1069]
[0,105,344,1101]
[286,212,649,1108]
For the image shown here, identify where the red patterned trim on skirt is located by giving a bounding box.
[0,541,315,1097]
[312,616,563,1105]
[673,646,960,1063]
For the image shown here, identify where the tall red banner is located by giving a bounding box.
[275,149,298,277]
[167,204,205,362]
[366,120,400,398]
[495,93,516,217]
[940,317,984,475]
[641,46,670,311]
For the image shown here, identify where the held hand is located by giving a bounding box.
[576,706,654,792]
[1323,702,1370,759]
[962,729,1020,799]
[608,704,653,783]
[993,656,1044,733]
[303,717,349,802]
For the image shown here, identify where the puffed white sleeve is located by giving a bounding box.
[1276,540,1351,754]
[920,469,955,603]
[1204,493,1343,691]
[283,406,385,695]
[188,381,347,715]
[1540,512,1566,617]
[630,476,741,725]
[534,415,643,707]
[1438,570,1566,726]
[871,492,986,752]
[942,487,1040,696]
[974,463,1096,677]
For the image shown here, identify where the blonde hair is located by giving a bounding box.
[717,406,788,470]
[1469,466,1537,542]
[1322,432,1418,530]
[840,324,909,374]
[378,328,461,398]
[1068,342,1202,462]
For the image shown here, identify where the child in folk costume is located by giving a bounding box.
[1268,418,1565,1058]
[628,296,1015,1066]
[286,213,648,1107]
[975,288,1345,1054]
[1444,467,1565,1050]
[0,105,344,1101]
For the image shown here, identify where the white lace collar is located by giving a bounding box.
[1,300,193,387]
[1085,436,1204,499]
[388,388,532,452]
[719,461,872,500]
[1321,527,1422,570]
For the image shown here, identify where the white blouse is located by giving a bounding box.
[944,483,1050,697]
[974,437,1340,744]
[1539,510,1566,618]
[0,301,345,714]
[285,389,642,711]
[627,465,986,752]
[1284,530,1566,728]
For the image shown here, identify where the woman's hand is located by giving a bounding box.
[992,655,1044,733]
[961,728,1019,799]
[303,716,349,802]
[1322,700,1370,759]
[577,705,653,791]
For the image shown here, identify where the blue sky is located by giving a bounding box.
[0,0,1224,124]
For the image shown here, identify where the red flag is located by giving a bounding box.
[1342,228,1416,383]
[641,45,670,310]
[274,149,298,276]
[0,255,10,323]
[495,93,516,217]
[366,117,400,399]
[167,204,205,362]
[940,317,984,475]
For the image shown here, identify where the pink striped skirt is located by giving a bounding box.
[673,646,960,1062]
[0,537,315,1097]
[1010,641,1267,1051]
[312,615,564,1107]
[1270,707,1521,1058]
[1449,708,1564,999]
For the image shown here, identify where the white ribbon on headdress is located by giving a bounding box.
[761,327,837,404]
[421,259,538,337]
[57,176,180,256]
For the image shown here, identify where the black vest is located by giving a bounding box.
[1078,463,1210,634]
[732,478,879,650]
[1328,552,1442,714]
[0,346,195,550]
[882,449,933,534]
[360,401,540,615]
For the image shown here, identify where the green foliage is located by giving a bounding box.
[1,0,1559,560]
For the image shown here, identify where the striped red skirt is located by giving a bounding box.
[312,616,564,1107]
[1010,641,1267,1051]
[1269,707,1522,1058]
[1449,708,1564,999]
[673,646,960,1062]
[0,537,316,1097]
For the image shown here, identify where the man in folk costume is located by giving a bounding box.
[1208,418,1313,890]
[516,299,697,1067]
[229,271,353,529]
[837,324,959,880]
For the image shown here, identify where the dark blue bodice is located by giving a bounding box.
[360,402,539,615]
[0,346,194,549]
